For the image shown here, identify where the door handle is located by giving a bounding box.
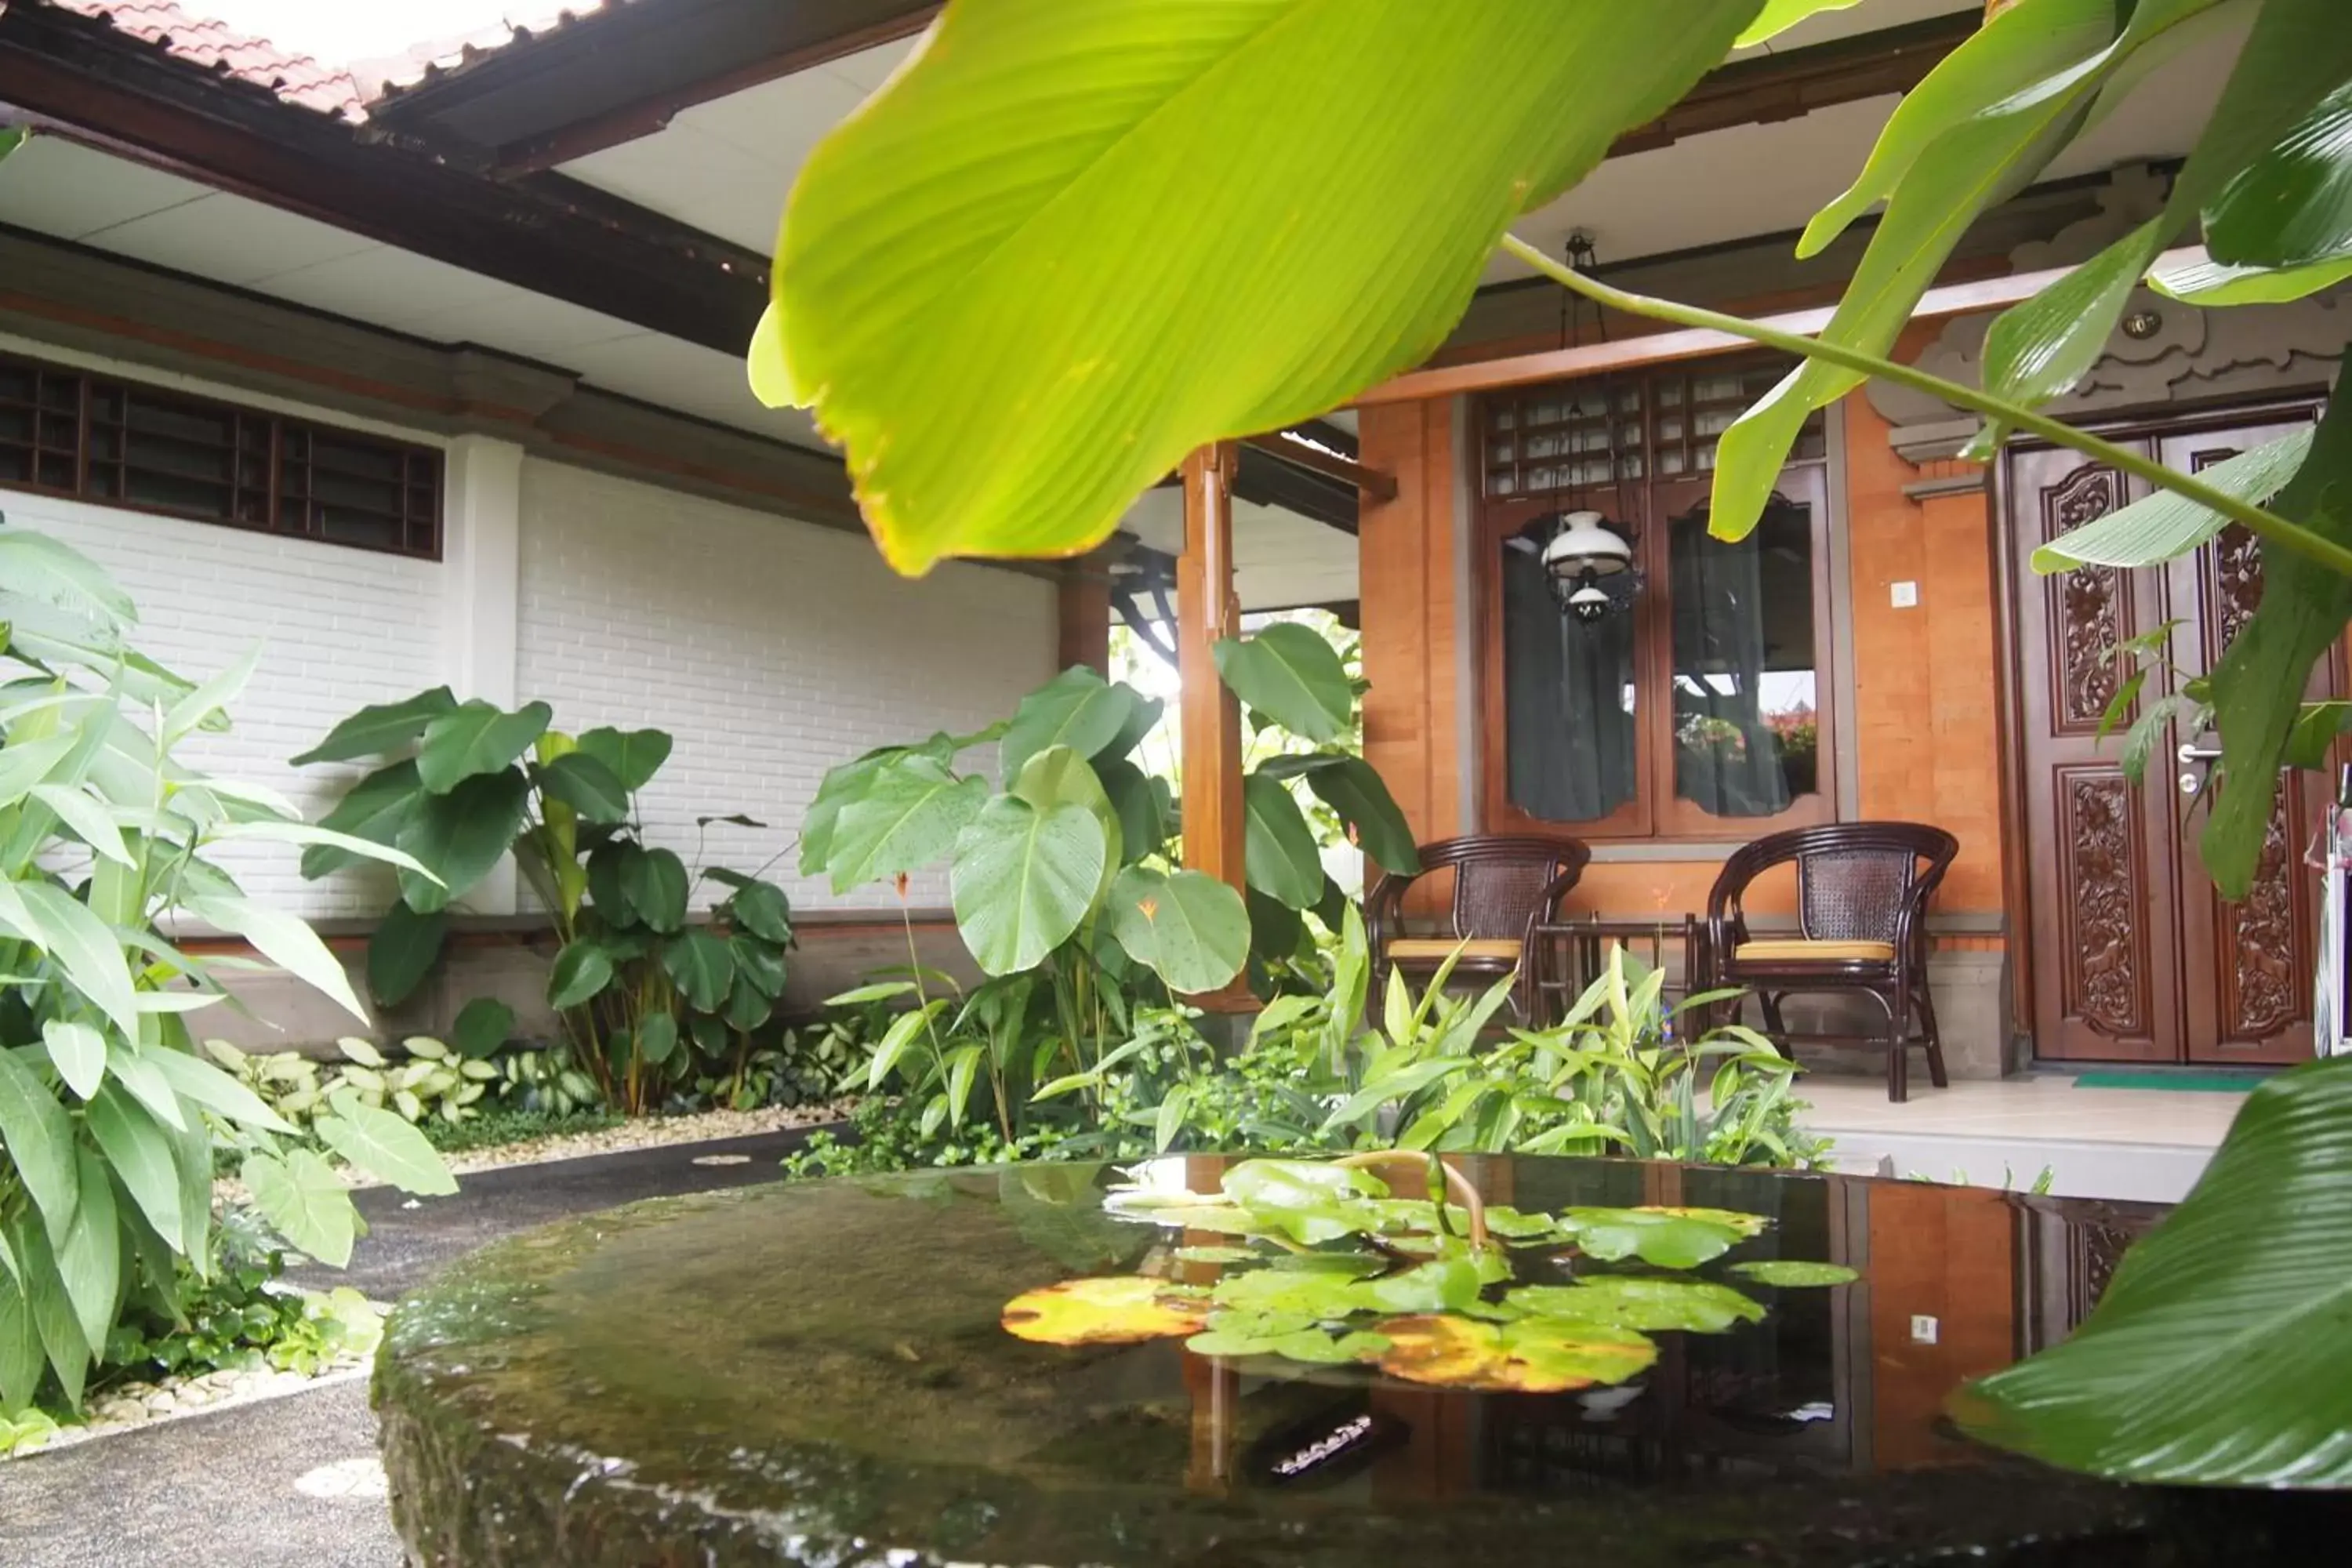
[2178,744,2223,764]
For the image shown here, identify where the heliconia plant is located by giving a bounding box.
[0,520,454,1414]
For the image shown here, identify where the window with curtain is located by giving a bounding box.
[1479,357,1833,840]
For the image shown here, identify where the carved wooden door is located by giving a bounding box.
[2009,412,2329,1065]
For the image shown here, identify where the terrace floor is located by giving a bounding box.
[1798,1073,2247,1204]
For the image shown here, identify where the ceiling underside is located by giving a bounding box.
[0,0,2244,610]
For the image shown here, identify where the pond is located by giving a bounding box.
[374,1155,2326,1566]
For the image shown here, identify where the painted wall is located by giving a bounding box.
[514,458,1058,912]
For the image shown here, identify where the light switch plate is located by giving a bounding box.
[1890,580,1920,608]
[1911,1314,1940,1345]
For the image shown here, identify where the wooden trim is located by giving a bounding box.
[1240,430,1396,503]
[0,8,769,357]
[1359,250,2212,408]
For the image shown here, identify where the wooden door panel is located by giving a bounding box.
[2011,444,2182,1062]
[2161,418,2329,1065]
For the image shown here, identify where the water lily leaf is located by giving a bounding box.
[1559,1208,1752,1269]
[1001,1276,1209,1345]
[1632,1204,1770,1238]
[766,0,1756,573]
[1188,1322,1391,1364]
[1955,1058,2352,1487]
[1727,1261,1859,1288]
[1174,1245,1263,1265]
[1221,1159,1390,1245]
[1375,1314,1656,1393]
[1510,1277,1765,1334]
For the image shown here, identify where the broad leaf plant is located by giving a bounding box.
[757,0,2352,1488]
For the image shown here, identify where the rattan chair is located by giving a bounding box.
[1367,835,1592,1018]
[1704,822,1958,1102]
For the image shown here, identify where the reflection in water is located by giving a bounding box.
[379,1155,2176,1568]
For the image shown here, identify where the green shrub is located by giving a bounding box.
[201,1035,495,1132]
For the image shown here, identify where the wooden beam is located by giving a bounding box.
[1057,564,1112,677]
[1175,443,1254,1013]
[1355,249,2209,406]
[1241,430,1397,503]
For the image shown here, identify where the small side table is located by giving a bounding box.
[1526,914,1708,1028]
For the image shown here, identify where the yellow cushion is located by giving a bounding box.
[1386,938,1526,963]
[1734,938,1896,964]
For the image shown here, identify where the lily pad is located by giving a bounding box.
[1000,1276,1209,1345]
[1728,1261,1859,1288]
[1376,1315,1658,1393]
[1559,1208,1752,1269]
[1508,1277,1766,1334]
[1221,1159,1391,1245]
[1189,1321,1392,1364]
[1173,1245,1262,1265]
[1635,1204,1771,1238]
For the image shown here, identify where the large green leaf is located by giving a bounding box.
[1956,1058,2352,1486]
[40,1018,104,1102]
[2205,78,2352,269]
[799,747,900,878]
[300,759,425,880]
[1977,0,2352,410]
[532,752,631,826]
[2201,391,2352,895]
[3,1211,85,1408]
[0,1274,42,1414]
[395,767,531,913]
[1713,0,2221,538]
[547,939,615,1009]
[574,726,673,793]
[1242,771,1323,911]
[949,794,1106,976]
[763,0,1756,572]
[0,527,134,630]
[366,901,448,1008]
[722,878,793,945]
[662,928,737,1013]
[291,688,457,766]
[2148,253,2352,305]
[451,996,515,1059]
[1302,755,1420,874]
[143,1047,295,1134]
[1105,866,1249,995]
[85,1086,183,1253]
[622,845,691,935]
[2031,431,2314,572]
[187,894,368,1023]
[1094,757,1167,862]
[316,1091,459,1196]
[1734,0,1861,47]
[243,1149,358,1267]
[415,700,553,794]
[825,753,988,893]
[0,1047,78,1243]
[9,880,139,1042]
[999,667,1139,783]
[56,1148,118,1354]
[1214,624,1352,743]
[1010,745,1123,903]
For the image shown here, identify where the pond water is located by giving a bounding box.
[376,1156,2321,1566]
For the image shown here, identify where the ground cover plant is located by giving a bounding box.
[757,0,2352,1488]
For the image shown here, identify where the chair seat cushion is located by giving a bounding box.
[1734,938,1896,964]
[1386,938,1526,963]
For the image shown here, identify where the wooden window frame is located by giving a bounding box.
[0,347,442,561]
[1475,355,1838,844]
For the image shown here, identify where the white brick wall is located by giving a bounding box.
[515,459,1055,910]
[8,492,445,917]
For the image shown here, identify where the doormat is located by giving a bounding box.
[2072,1070,2266,1093]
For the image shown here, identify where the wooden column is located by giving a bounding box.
[1057,561,1112,677]
[1176,443,1253,1011]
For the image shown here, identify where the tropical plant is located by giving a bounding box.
[0,522,453,1415]
[755,0,2352,1487]
[200,1034,496,1133]
[293,695,798,1113]
[1002,1153,1853,1385]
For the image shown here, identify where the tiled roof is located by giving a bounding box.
[358,4,612,107]
[46,1,370,118]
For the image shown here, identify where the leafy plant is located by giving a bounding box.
[757,0,2352,1489]
[1004,1153,1851,1387]
[0,522,453,1414]
[294,696,799,1114]
[416,1104,621,1156]
[481,1041,603,1120]
[200,1035,496,1133]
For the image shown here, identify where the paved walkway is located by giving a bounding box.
[0,1126,825,1568]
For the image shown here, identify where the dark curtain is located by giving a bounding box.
[1503,535,1635,822]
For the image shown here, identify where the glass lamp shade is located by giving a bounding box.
[1540,510,1634,579]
